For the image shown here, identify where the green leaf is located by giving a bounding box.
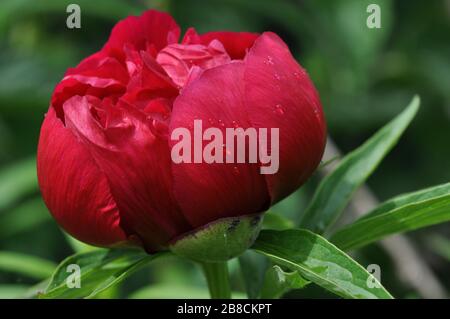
[41,248,168,299]
[252,229,393,299]
[331,183,450,251]
[260,265,309,299]
[20,280,49,299]
[262,211,295,230]
[0,251,56,280]
[359,182,450,221]
[63,232,96,254]
[300,96,420,234]
[318,155,340,169]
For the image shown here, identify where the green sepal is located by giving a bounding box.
[170,214,263,263]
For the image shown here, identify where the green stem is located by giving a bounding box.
[201,261,231,299]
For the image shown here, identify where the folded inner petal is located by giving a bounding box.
[156,40,231,88]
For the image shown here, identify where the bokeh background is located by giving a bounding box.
[0,0,449,299]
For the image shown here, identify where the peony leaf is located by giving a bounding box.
[331,183,450,251]
[262,211,295,230]
[252,229,393,299]
[300,96,420,234]
[260,265,310,299]
[41,248,168,299]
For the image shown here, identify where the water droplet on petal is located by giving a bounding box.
[274,73,281,80]
[264,55,274,65]
[232,166,240,175]
[274,104,285,115]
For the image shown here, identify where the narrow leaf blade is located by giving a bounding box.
[331,183,450,251]
[300,96,420,234]
[41,248,167,299]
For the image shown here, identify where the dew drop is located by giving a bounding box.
[218,119,225,127]
[231,120,239,128]
[274,73,281,80]
[274,104,285,115]
[232,166,240,175]
[264,55,274,65]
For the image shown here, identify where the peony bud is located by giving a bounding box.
[37,10,326,259]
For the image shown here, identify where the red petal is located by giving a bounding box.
[156,40,231,88]
[51,52,127,116]
[243,32,327,203]
[121,51,178,109]
[169,62,270,228]
[103,10,180,56]
[63,96,190,251]
[182,28,259,60]
[37,107,127,246]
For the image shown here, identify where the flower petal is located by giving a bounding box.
[156,39,231,87]
[243,32,327,203]
[63,96,190,251]
[103,10,180,55]
[120,51,178,109]
[169,62,270,228]
[37,107,127,246]
[51,52,128,116]
[182,28,259,60]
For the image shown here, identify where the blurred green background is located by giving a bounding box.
[0,0,449,299]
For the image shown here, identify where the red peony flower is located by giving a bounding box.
[37,10,326,252]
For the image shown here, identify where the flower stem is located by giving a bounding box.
[201,261,231,299]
